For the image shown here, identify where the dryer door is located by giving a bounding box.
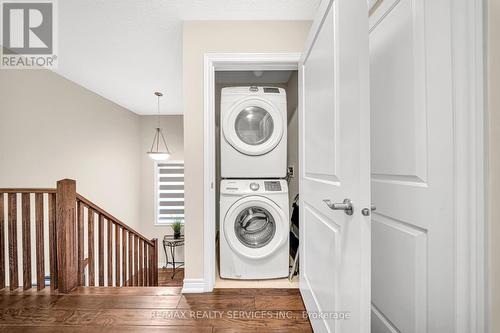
[224,196,287,259]
[223,98,284,156]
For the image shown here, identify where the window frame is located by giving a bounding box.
[154,160,185,226]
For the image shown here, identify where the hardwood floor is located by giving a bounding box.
[158,267,184,287]
[0,286,312,332]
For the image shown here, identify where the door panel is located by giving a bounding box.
[304,5,337,182]
[370,0,455,331]
[370,0,427,184]
[300,0,370,332]
[303,205,339,332]
[372,215,427,333]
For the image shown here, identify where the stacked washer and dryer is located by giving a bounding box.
[219,86,290,279]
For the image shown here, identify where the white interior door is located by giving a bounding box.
[369,0,456,331]
[299,0,371,332]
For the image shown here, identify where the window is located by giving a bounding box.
[156,161,184,225]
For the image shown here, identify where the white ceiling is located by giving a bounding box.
[55,1,320,115]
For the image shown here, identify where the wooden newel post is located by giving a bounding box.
[56,179,78,293]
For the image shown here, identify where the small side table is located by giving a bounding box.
[163,235,185,279]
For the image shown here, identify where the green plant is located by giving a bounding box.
[171,219,183,234]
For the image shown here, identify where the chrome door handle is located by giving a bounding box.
[323,199,353,216]
[361,204,376,216]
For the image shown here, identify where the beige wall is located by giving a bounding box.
[0,70,185,271]
[0,70,143,285]
[0,70,142,228]
[139,115,184,266]
[182,21,311,280]
[488,0,500,330]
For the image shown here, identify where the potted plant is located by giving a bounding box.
[171,219,183,239]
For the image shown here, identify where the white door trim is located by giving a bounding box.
[450,0,486,331]
[201,53,301,292]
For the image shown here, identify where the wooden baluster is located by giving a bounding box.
[151,240,156,286]
[146,242,149,286]
[134,235,138,286]
[35,193,45,290]
[21,193,31,290]
[88,209,95,286]
[107,219,112,286]
[144,243,148,286]
[56,179,78,293]
[8,193,18,290]
[128,232,133,286]
[0,193,4,290]
[152,239,158,286]
[143,241,147,286]
[115,225,120,287]
[148,244,153,286]
[122,229,127,286]
[138,239,143,286]
[77,201,84,286]
[98,215,104,286]
[48,193,57,289]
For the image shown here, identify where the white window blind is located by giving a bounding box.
[156,161,184,224]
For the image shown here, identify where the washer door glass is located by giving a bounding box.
[234,106,274,146]
[234,206,276,248]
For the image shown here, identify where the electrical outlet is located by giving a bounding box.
[287,165,295,178]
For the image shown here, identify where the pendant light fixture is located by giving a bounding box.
[147,92,171,161]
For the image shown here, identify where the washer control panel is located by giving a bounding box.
[263,87,280,94]
[221,180,286,194]
[264,181,282,191]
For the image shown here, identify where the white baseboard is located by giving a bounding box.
[181,278,206,293]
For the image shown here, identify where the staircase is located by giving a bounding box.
[0,179,158,293]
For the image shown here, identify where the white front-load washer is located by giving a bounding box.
[219,179,289,279]
[221,86,287,178]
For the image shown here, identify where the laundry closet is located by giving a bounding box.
[214,70,299,288]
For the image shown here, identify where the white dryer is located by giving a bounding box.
[221,86,287,178]
[219,179,289,279]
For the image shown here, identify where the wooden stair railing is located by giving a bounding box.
[0,188,57,291]
[0,179,158,293]
[76,194,158,287]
